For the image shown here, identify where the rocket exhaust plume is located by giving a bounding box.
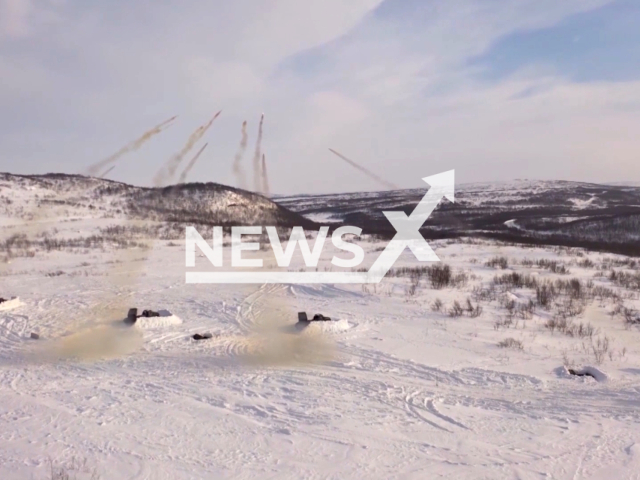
[99,165,115,178]
[252,113,264,192]
[178,142,208,184]
[86,116,177,176]
[1,115,177,276]
[261,153,270,196]
[232,121,249,189]
[328,148,398,190]
[153,111,221,187]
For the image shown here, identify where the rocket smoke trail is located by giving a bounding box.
[232,121,249,189]
[86,116,177,176]
[328,148,398,190]
[3,116,177,277]
[153,111,221,186]
[99,165,115,178]
[252,113,264,192]
[178,143,208,184]
[261,154,270,196]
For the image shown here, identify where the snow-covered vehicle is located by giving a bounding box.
[0,296,21,311]
[124,308,161,325]
[297,312,332,324]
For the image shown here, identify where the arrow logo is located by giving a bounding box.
[186,170,455,284]
[366,170,455,282]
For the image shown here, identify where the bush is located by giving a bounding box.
[545,318,596,338]
[591,336,611,364]
[609,269,640,291]
[428,264,452,289]
[465,298,483,318]
[536,259,570,274]
[472,284,498,302]
[388,264,467,289]
[47,456,100,480]
[448,300,464,317]
[486,256,509,269]
[622,307,640,325]
[497,338,524,350]
[431,298,443,312]
[492,272,539,290]
[536,283,556,308]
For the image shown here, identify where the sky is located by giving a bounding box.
[0,0,639,194]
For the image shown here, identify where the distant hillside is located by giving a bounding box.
[0,172,316,229]
[276,180,640,256]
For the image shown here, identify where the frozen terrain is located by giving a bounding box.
[1,174,640,479]
[1,228,640,479]
[277,179,640,256]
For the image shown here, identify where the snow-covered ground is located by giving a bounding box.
[1,231,640,479]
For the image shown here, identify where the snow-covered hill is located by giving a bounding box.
[0,172,314,228]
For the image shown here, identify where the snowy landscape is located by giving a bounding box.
[1,174,640,479]
[3,0,640,478]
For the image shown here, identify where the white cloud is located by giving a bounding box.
[0,0,64,38]
[0,0,32,37]
[0,0,638,194]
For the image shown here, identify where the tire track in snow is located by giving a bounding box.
[404,391,452,432]
[424,398,470,430]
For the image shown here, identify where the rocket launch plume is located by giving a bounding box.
[153,111,221,186]
[261,153,270,196]
[178,143,208,184]
[2,115,178,277]
[252,113,264,192]
[232,121,249,189]
[328,148,398,190]
[86,116,177,176]
[99,165,115,178]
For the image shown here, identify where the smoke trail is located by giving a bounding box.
[328,149,398,190]
[0,114,175,275]
[78,112,217,360]
[86,116,177,176]
[153,111,221,187]
[99,165,115,178]
[178,143,208,184]
[261,153,270,196]
[252,113,264,192]
[232,121,249,189]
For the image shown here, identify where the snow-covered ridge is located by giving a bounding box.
[0,172,314,228]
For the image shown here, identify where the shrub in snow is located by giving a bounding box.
[497,338,524,350]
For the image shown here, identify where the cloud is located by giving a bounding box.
[0,0,638,193]
[184,59,265,107]
[0,0,32,37]
[272,70,640,192]
[0,0,64,39]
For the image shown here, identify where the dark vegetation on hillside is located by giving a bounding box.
[0,172,317,229]
[277,181,640,256]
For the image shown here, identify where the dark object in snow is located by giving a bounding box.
[568,368,596,379]
[124,308,162,325]
[124,308,138,325]
[30,332,39,340]
[192,333,213,341]
[297,312,332,324]
[0,298,6,304]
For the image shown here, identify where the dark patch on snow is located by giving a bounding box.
[192,333,213,341]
